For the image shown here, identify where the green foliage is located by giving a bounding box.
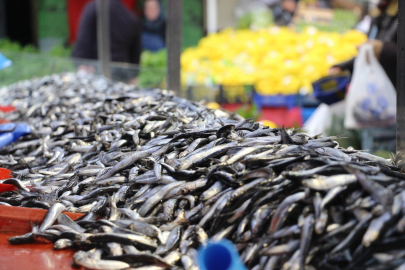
[182,0,204,48]
[50,45,72,57]
[237,8,274,30]
[0,39,70,57]
[0,39,23,52]
[137,50,167,88]
[38,0,66,12]
[0,39,39,53]
[141,49,167,68]
[38,11,68,39]
[0,39,74,87]
[0,51,75,87]
[236,104,261,120]
[159,0,203,49]
[37,0,68,39]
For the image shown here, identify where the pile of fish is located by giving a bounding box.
[2,73,405,270]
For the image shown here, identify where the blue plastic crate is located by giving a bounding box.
[312,73,350,105]
[295,94,321,107]
[301,107,317,123]
[253,92,296,109]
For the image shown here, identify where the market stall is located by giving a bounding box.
[0,0,403,269]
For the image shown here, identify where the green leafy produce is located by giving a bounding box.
[236,104,261,120]
[137,50,167,88]
[49,44,72,57]
[237,8,274,29]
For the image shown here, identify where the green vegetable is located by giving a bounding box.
[137,49,167,88]
[236,104,261,120]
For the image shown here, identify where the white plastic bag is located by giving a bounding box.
[344,44,396,129]
[304,100,346,136]
[304,103,331,136]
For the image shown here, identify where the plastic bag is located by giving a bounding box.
[304,100,346,136]
[303,103,331,136]
[344,44,396,129]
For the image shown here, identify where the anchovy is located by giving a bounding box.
[39,203,66,232]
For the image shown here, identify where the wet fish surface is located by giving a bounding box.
[1,73,405,270]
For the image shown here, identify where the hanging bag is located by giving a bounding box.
[344,44,396,129]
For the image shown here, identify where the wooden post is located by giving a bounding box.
[397,0,405,154]
[97,0,111,79]
[166,0,182,96]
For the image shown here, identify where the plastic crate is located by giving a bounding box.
[312,73,349,105]
[301,107,317,123]
[253,92,296,109]
[295,94,321,107]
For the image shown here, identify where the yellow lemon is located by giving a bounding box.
[206,102,220,110]
[262,120,278,128]
[181,27,366,94]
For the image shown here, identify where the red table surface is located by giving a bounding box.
[0,206,84,270]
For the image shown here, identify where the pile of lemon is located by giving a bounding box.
[181,27,366,95]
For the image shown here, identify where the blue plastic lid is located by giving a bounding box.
[0,123,31,148]
[0,52,12,70]
[12,123,32,139]
[198,240,247,270]
[0,133,14,149]
[0,123,16,133]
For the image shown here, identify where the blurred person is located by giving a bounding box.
[142,0,166,52]
[329,0,398,88]
[72,0,141,83]
[259,0,361,25]
[259,0,299,25]
[316,0,361,10]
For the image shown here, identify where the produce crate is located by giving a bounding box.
[252,92,296,109]
[0,205,83,270]
[312,73,349,105]
[301,107,317,123]
[294,94,320,107]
